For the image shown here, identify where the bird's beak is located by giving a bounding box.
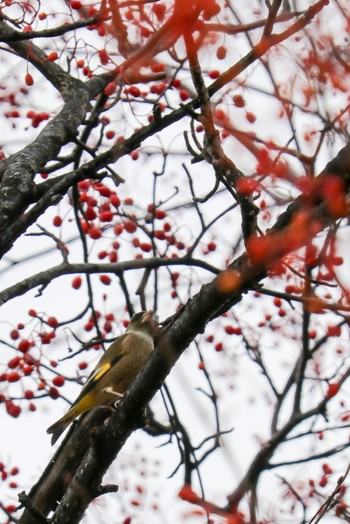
[142,310,158,332]
[142,310,155,323]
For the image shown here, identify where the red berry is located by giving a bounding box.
[215,108,225,120]
[100,210,114,222]
[332,256,343,266]
[155,209,166,219]
[208,70,220,79]
[53,376,65,387]
[85,206,96,220]
[203,0,220,19]
[129,86,141,97]
[179,89,189,101]
[104,82,116,96]
[178,484,199,503]
[100,275,111,285]
[326,383,340,398]
[18,339,31,353]
[6,110,20,118]
[70,0,82,8]
[7,372,21,383]
[319,475,327,487]
[106,130,115,139]
[104,321,113,333]
[49,387,60,399]
[327,325,341,337]
[114,224,124,235]
[24,390,34,400]
[154,230,165,240]
[322,463,333,475]
[98,25,107,37]
[10,329,19,340]
[72,276,82,289]
[140,25,151,37]
[8,357,21,369]
[47,52,58,62]
[78,180,90,191]
[285,285,296,294]
[246,111,256,123]
[140,243,152,253]
[233,94,245,108]
[47,316,58,328]
[152,3,166,20]
[110,194,121,208]
[98,49,109,65]
[216,45,226,60]
[53,215,62,227]
[25,73,34,86]
[6,402,21,418]
[124,220,137,233]
[96,184,111,198]
[88,227,102,239]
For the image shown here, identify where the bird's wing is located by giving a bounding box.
[72,334,128,403]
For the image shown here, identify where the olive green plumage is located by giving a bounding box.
[47,310,156,445]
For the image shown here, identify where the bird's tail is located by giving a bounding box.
[47,405,81,445]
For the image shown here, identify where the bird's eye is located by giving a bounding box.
[131,312,145,322]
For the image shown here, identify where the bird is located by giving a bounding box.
[47,310,157,445]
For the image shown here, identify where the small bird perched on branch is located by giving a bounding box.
[47,310,157,445]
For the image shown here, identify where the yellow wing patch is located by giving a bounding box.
[91,362,111,383]
[74,391,95,414]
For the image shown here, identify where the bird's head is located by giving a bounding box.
[127,310,158,336]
